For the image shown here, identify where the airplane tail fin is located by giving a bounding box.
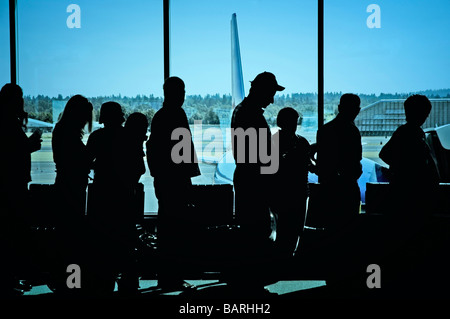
[231,13,245,108]
[214,14,244,154]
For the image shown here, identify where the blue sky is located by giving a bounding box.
[1,0,449,97]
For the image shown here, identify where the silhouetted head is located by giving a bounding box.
[337,93,361,121]
[0,83,27,125]
[404,94,432,127]
[99,101,125,127]
[277,107,299,135]
[58,95,93,136]
[125,112,149,142]
[249,72,285,108]
[163,76,185,108]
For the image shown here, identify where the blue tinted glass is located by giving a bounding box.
[16,0,163,214]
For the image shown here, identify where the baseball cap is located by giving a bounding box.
[250,72,285,91]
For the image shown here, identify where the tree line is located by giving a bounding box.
[23,89,450,127]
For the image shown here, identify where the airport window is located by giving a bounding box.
[6,1,449,214]
[324,0,450,166]
[0,1,10,84]
[13,0,163,214]
[171,0,318,186]
[322,0,450,204]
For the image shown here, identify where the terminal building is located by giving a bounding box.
[355,99,450,136]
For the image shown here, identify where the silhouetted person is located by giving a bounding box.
[316,93,362,287]
[380,94,439,217]
[53,95,93,222]
[230,71,284,295]
[123,112,148,187]
[379,95,439,237]
[146,77,200,291]
[272,107,312,260]
[86,102,126,234]
[0,83,42,296]
[51,94,93,292]
[316,93,362,230]
[118,111,149,294]
[379,95,440,292]
[87,101,125,188]
[85,101,129,294]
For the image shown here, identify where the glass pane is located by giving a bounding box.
[0,0,10,84]
[324,0,450,202]
[172,0,318,185]
[17,0,163,214]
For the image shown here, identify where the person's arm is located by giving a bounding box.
[181,109,201,177]
[303,139,317,174]
[28,129,42,153]
[379,132,397,166]
[340,127,363,180]
[316,126,338,181]
[85,132,97,169]
[146,116,160,177]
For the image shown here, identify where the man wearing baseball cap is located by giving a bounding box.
[250,71,285,92]
[229,71,284,295]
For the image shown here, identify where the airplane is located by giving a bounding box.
[26,117,103,133]
[27,118,55,132]
[212,13,391,204]
[425,123,450,183]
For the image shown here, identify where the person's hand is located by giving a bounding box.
[29,130,42,153]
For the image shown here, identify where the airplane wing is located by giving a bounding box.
[27,118,55,129]
[433,124,450,150]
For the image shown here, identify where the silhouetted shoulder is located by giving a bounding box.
[295,134,310,147]
[396,123,425,140]
[86,127,103,146]
[380,123,416,164]
[231,99,251,128]
[317,118,337,142]
[152,107,165,121]
[317,118,337,136]
[387,122,406,139]
[88,127,104,138]
[322,117,337,129]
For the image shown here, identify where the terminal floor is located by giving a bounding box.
[23,279,327,298]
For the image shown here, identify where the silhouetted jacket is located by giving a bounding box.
[231,97,272,176]
[123,130,146,186]
[273,130,311,195]
[379,123,439,188]
[316,114,362,184]
[52,122,91,189]
[146,104,200,181]
[1,119,31,193]
[86,126,125,186]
